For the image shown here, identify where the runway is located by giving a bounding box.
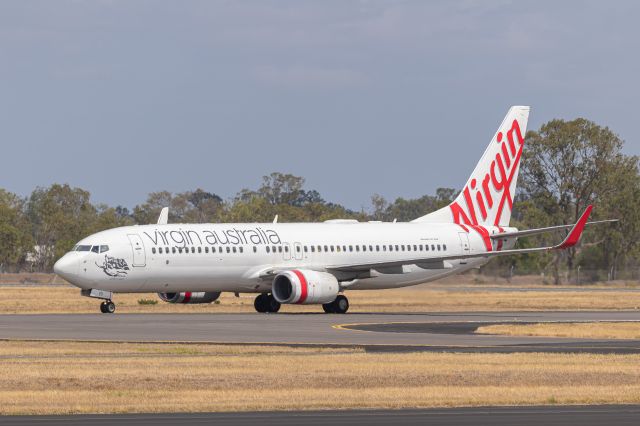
[3,406,640,426]
[1,311,639,353]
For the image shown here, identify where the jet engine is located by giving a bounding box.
[272,269,339,304]
[157,292,221,304]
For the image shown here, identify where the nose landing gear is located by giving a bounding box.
[100,300,116,314]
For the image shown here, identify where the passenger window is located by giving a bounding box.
[349,245,353,252]
[191,247,195,253]
[317,245,322,252]
[324,245,328,252]
[158,247,163,254]
[233,247,237,253]
[331,245,335,252]
[226,247,231,253]
[240,247,243,253]
[431,245,435,251]
[369,245,373,251]
[253,246,257,253]
[420,245,423,251]
[304,246,308,252]
[266,246,270,253]
[151,247,156,254]
[383,245,387,251]
[285,246,289,253]
[413,245,417,251]
[406,245,411,252]
[342,245,346,252]
[296,246,301,252]
[278,246,282,253]
[376,245,380,251]
[311,246,315,252]
[443,244,447,251]
[336,246,341,252]
[172,247,176,254]
[205,247,209,253]
[401,245,405,251]
[389,245,393,252]
[437,244,441,251]
[355,245,360,252]
[362,245,366,252]
[197,247,201,253]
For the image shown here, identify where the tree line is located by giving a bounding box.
[1,118,637,283]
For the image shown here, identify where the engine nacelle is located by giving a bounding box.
[157,292,221,304]
[272,269,339,304]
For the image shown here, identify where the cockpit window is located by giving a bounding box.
[99,245,109,253]
[91,246,100,253]
[76,245,91,252]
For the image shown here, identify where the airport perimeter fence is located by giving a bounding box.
[477,265,640,285]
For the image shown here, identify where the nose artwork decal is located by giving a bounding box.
[96,255,130,277]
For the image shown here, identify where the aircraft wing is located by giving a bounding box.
[328,205,595,273]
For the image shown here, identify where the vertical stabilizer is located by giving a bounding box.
[413,106,530,227]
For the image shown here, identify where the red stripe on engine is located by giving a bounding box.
[292,270,308,304]
[183,292,191,303]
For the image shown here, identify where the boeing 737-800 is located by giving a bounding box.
[53,106,609,314]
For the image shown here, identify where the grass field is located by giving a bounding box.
[1,285,640,314]
[1,341,639,414]
[477,322,640,339]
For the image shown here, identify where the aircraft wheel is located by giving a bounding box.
[105,301,116,314]
[254,294,269,313]
[332,295,349,314]
[99,302,107,314]
[266,294,281,313]
[322,303,335,314]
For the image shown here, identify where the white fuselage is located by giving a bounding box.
[54,221,517,294]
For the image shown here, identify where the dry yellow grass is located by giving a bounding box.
[1,285,640,314]
[477,322,640,339]
[0,341,639,414]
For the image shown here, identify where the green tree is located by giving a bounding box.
[0,190,33,271]
[27,184,97,270]
[521,118,633,283]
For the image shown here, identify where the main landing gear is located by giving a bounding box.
[254,293,281,313]
[99,300,116,314]
[323,295,349,314]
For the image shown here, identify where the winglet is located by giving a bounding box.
[556,205,593,249]
[157,207,169,225]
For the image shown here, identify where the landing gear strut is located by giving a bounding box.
[100,300,116,314]
[254,293,281,313]
[323,295,349,314]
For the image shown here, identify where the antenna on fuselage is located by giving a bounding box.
[273,215,278,224]
[157,207,169,225]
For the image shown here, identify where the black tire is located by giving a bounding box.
[254,294,268,313]
[322,303,335,314]
[333,295,349,314]
[99,302,108,314]
[105,301,116,314]
[266,294,281,313]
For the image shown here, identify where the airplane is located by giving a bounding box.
[53,106,614,314]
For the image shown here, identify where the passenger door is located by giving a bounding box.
[127,234,146,267]
[458,232,470,253]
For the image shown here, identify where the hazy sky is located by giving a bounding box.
[1,1,639,211]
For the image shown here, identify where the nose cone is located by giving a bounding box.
[53,254,79,284]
